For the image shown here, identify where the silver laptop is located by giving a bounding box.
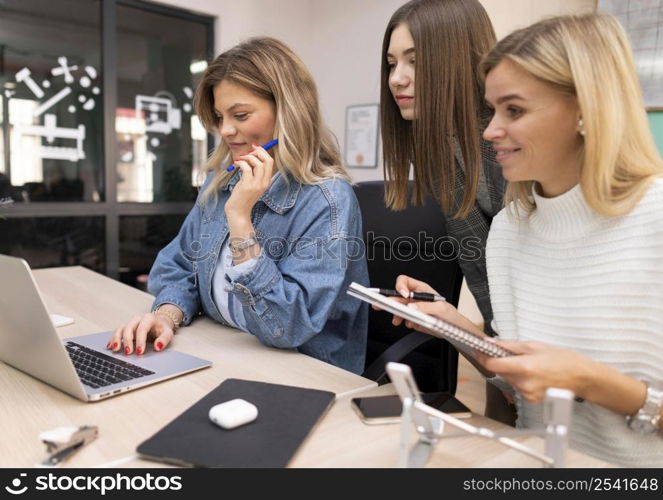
[0,254,212,402]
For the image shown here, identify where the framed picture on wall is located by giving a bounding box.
[599,0,663,110]
[344,104,379,168]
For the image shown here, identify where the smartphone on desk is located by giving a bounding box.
[351,392,472,425]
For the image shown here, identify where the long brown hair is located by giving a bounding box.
[380,0,496,217]
[194,37,347,202]
[481,14,663,217]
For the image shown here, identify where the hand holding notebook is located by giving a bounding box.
[347,282,514,358]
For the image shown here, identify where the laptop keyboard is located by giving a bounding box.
[65,342,155,389]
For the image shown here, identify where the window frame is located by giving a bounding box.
[1,0,214,280]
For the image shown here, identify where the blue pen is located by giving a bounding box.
[226,139,279,172]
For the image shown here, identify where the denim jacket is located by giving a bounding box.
[148,170,369,374]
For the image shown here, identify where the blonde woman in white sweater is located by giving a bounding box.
[390,14,663,466]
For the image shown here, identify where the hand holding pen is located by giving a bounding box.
[226,139,279,172]
[372,274,486,337]
[368,288,446,302]
[370,275,445,327]
[224,140,277,221]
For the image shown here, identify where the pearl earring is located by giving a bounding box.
[578,118,586,137]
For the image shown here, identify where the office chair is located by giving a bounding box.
[354,181,464,394]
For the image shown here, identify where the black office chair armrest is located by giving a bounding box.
[354,180,463,393]
[362,330,435,384]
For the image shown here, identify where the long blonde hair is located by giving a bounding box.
[194,37,348,201]
[380,0,496,217]
[481,14,663,217]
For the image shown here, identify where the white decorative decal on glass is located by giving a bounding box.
[182,87,193,113]
[15,67,45,99]
[51,56,77,84]
[9,59,100,162]
[135,93,182,135]
[14,114,85,162]
[33,87,71,117]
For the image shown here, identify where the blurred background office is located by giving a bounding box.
[1,0,660,308]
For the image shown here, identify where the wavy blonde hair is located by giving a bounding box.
[481,13,663,217]
[194,37,348,201]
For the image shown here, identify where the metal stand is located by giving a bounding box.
[398,388,574,468]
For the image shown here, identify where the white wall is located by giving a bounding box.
[155,0,312,58]
[483,0,597,39]
[308,0,404,183]
[154,0,596,183]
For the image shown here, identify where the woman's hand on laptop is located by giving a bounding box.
[107,305,182,355]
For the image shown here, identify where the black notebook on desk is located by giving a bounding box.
[137,378,335,468]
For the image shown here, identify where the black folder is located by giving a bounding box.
[136,378,335,468]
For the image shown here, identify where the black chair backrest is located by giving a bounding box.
[354,181,463,393]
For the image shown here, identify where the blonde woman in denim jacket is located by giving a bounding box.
[107,38,369,374]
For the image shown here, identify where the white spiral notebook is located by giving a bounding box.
[347,282,514,358]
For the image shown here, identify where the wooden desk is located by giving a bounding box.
[0,266,375,468]
[0,266,610,468]
[290,385,612,468]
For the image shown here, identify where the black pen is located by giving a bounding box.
[367,288,446,302]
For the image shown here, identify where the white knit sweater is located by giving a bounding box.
[487,179,663,467]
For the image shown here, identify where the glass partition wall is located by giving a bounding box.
[0,0,213,286]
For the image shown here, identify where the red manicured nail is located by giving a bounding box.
[106,342,111,349]
[112,342,119,350]
[125,346,131,355]
[136,346,143,355]
[156,342,164,351]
